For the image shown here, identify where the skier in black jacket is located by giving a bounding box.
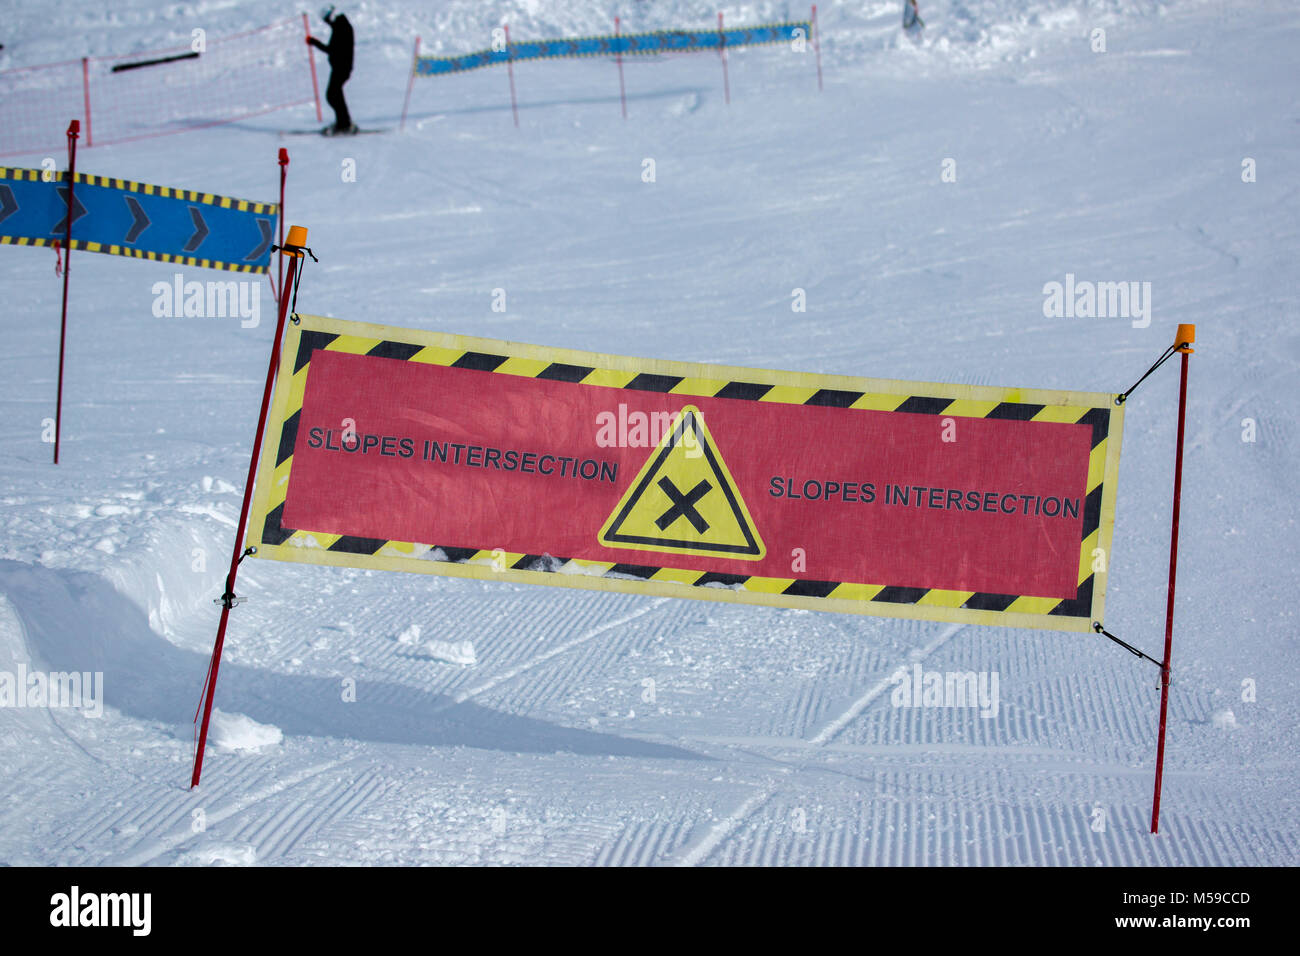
[307,6,356,134]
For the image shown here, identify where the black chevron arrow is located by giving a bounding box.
[0,185,17,226]
[244,217,273,261]
[51,185,88,235]
[183,205,208,252]
[123,195,150,243]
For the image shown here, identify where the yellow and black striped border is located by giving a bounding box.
[0,166,277,274]
[248,314,1125,633]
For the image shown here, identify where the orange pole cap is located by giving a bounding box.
[1175,323,1195,353]
[282,224,308,257]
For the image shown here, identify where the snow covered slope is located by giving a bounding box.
[0,0,1296,865]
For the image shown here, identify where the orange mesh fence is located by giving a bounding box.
[0,16,320,158]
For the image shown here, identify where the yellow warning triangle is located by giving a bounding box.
[599,405,765,560]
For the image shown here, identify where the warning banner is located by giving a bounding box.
[248,315,1125,631]
[0,167,277,273]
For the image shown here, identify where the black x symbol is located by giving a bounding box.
[655,477,711,533]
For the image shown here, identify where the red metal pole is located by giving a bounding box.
[615,17,627,119]
[276,148,288,305]
[718,13,730,106]
[53,119,79,465]
[812,5,823,92]
[80,59,92,147]
[303,13,323,124]
[191,234,304,789]
[1150,325,1194,833]
[505,24,520,128]
[400,36,421,132]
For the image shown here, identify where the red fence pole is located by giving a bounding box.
[53,119,79,465]
[275,148,288,305]
[400,36,421,132]
[1150,323,1195,833]
[504,24,520,128]
[718,12,731,105]
[80,59,93,147]
[812,5,823,92]
[303,13,323,123]
[615,17,628,119]
[191,226,307,789]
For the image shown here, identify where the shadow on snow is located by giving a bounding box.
[0,559,703,762]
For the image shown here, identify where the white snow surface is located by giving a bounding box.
[0,0,1297,865]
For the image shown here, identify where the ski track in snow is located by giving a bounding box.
[667,622,967,865]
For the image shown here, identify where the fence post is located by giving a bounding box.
[192,225,308,788]
[302,13,323,123]
[504,24,520,128]
[275,147,288,305]
[1150,324,1195,834]
[718,12,731,105]
[615,17,628,119]
[53,119,80,465]
[812,5,823,92]
[80,59,93,147]
[400,36,421,132]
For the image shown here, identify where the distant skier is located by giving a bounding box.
[903,0,925,31]
[307,6,356,135]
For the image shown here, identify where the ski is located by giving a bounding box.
[279,127,389,136]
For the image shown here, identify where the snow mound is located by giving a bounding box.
[209,709,283,753]
[178,843,258,866]
[1211,709,1238,730]
[422,639,477,666]
[395,623,422,645]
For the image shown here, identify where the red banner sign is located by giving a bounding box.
[248,315,1124,631]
